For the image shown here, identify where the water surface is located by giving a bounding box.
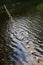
[0,13,43,65]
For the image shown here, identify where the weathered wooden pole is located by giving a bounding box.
[4,4,13,19]
[4,4,16,25]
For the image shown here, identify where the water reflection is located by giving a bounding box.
[0,14,43,65]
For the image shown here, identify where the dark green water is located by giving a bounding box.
[0,6,43,65]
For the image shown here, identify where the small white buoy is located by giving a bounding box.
[26,45,30,48]
[36,57,39,63]
[25,40,29,43]
[31,51,34,54]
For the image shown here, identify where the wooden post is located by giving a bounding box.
[4,4,13,20]
[4,4,16,24]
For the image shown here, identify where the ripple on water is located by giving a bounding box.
[0,15,43,65]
